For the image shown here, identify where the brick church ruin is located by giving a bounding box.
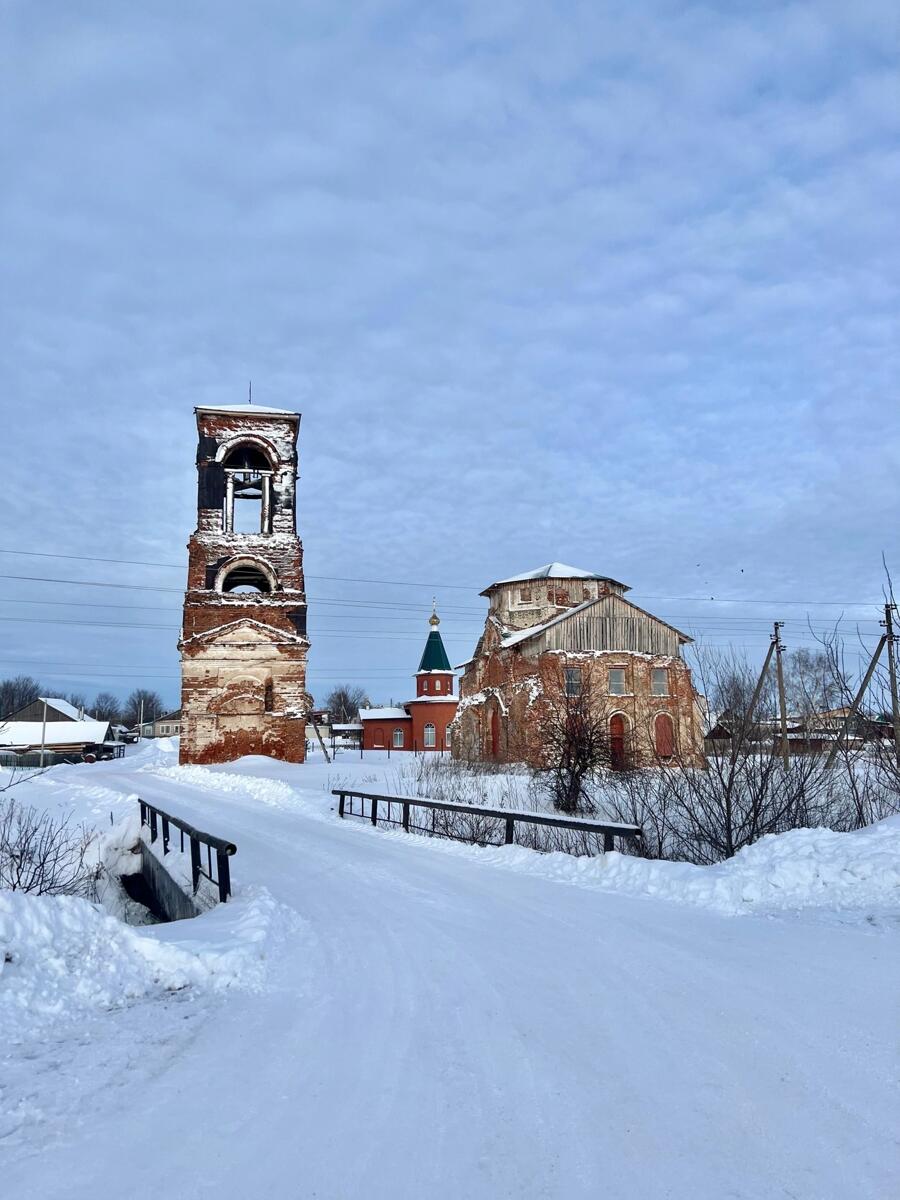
[179,404,309,764]
[453,563,705,768]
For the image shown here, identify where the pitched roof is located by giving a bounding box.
[38,697,88,720]
[358,707,410,721]
[499,593,693,650]
[417,629,452,673]
[481,562,630,595]
[0,720,111,748]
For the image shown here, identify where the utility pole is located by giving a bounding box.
[138,698,144,743]
[773,622,790,770]
[883,603,900,764]
[824,635,887,768]
[39,697,48,768]
[732,638,776,762]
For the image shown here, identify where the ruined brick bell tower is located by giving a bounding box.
[178,404,309,764]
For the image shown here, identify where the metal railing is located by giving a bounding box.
[139,799,237,902]
[333,789,641,854]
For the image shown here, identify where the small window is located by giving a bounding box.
[609,668,626,695]
[564,667,582,696]
[424,723,436,748]
[434,678,441,692]
[582,587,591,600]
[651,668,669,696]
[520,587,532,603]
[393,728,404,748]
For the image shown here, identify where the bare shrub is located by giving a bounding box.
[0,796,96,895]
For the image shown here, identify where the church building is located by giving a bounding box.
[358,609,458,752]
[179,404,309,764]
[453,563,705,768]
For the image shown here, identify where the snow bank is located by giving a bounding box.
[441,816,900,916]
[152,761,307,811]
[0,885,291,1042]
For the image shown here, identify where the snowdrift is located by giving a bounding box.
[0,885,290,1042]
[461,815,900,915]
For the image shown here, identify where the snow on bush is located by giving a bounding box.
[0,885,291,1042]
[459,814,900,915]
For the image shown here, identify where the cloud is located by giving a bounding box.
[1,0,898,702]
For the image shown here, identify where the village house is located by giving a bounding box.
[358,609,458,752]
[0,696,117,763]
[452,563,705,768]
[138,709,183,738]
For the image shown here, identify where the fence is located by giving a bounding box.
[333,789,641,854]
[139,799,237,902]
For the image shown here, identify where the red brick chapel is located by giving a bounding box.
[359,608,458,752]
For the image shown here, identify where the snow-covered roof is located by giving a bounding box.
[38,696,89,720]
[331,723,363,732]
[0,720,111,748]
[195,404,298,416]
[482,563,629,595]
[357,707,410,721]
[406,694,459,704]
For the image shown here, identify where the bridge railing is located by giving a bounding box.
[138,799,237,902]
[332,789,641,855]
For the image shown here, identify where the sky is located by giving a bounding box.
[2,0,899,712]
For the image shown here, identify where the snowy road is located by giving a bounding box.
[4,750,898,1199]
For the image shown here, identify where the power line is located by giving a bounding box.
[0,548,888,608]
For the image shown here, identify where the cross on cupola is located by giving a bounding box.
[415,601,454,697]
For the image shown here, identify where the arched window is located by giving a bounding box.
[490,709,500,757]
[392,728,404,748]
[215,557,277,594]
[655,713,675,759]
[221,442,275,535]
[424,723,436,748]
[609,713,628,771]
[445,726,452,748]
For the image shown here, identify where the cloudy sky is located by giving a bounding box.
[2,0,899,711]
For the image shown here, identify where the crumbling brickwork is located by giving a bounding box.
[179,405,309,765]
[452,566,705,768]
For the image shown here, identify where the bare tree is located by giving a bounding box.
[123,689,164,728]
[325,685,370,725]
[92,691,122,722]
[0,796,95,895]
[65,692,90,716]
[0,675,43,719]
[534,659,613,814]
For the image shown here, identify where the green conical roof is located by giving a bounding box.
[417,629,452,673]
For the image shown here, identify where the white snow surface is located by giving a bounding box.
[495,561,610,582]
[1,743,897,1199]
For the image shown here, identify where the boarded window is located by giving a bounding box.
[651,668,669,696]
[564,667,582,696]
[608,668,626,695]
[424,723,436,748]
[610,713,627,770]
[655,713,675,759]
[392,728,404,748]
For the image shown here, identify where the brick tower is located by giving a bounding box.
[178,404,309,764]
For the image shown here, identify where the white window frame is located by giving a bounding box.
[651,668,669,697]
[445,726,452,748]
[608,667,627,696]
[424,723,436,748]
[392,728,404,748]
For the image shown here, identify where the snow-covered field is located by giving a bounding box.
[2,742,898,1199]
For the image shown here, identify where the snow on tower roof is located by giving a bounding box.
[481,563,630,595]
[195,404,299,417]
